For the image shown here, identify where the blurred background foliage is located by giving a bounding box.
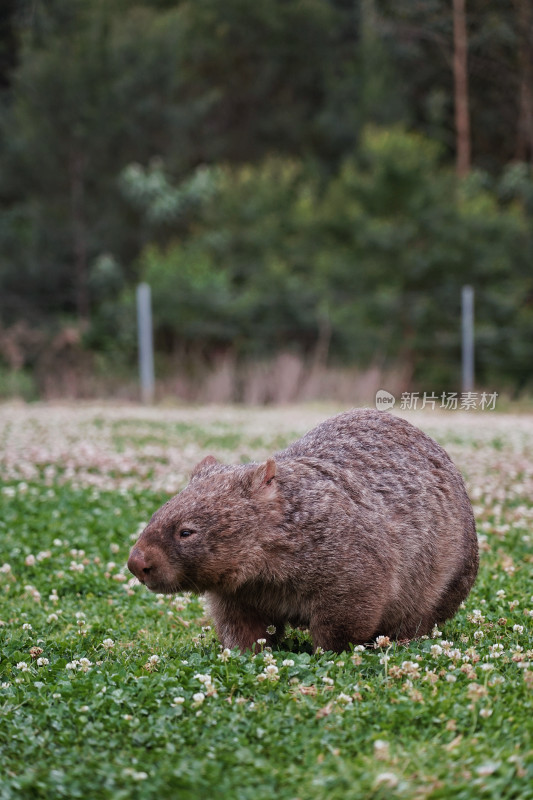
[0,0,532,400]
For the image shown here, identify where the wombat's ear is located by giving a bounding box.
[191,455,218,479]
[251,458,277,498]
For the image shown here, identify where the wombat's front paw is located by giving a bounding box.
[210,597,280,652]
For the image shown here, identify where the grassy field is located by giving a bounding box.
[0,403,532,800]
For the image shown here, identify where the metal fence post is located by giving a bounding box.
[137,283,155,404]
[461,285,474,393]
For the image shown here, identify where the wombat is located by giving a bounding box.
[127,409,478,652]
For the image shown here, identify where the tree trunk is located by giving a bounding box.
[514,0,533,162]
[452,0,471,177]
[69,150,90,324]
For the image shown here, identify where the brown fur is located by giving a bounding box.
[127,410,479,652]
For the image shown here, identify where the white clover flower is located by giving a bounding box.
[431,626,442,638]
[110,543,120,554]
[0,563,11,573]
[25,555,36,566]
[479,708,493,718]
[489,644,504,658]
[217,648,232,662]
[473,630,484,641]
[46,613,58,623]
[22,623,32,631]
[192,692,205,705]
[193,673,211,684]
[256,638,266,645]
[467,682,488,701]
[374,740,389,759]
[258,665,279,683]
[374,772,398,789]
[171,697,185,706]
[375,635,391,648]
[78,658,92,672]
[445,674,457,683]
[402,660,421,676]
[266,625,277,635]
[122,767,148,780]
[430,644,443,657]
[513,624,524,634]
[337,692,353,705]
[80,705,89,713]
[148,655,160,665]
[102,638,115,649]
[480,663,494,672]
[282,659,295,667]
[321,676,334,685]
[16,661,30,672]
[476,763,498,777]
[496,589,506,598]
[66,660,79,670]
[36,657,49,667]
[447,649,462,661]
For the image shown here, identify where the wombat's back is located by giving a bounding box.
[279,409,470,520]
[278,409,478,638]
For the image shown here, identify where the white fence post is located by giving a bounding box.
[136,283,155,404]
[461,285,474,393]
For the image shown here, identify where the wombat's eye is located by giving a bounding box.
[179,529,195,538]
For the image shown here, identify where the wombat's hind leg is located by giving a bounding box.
[433,556,478,623]
[310,606,382,653]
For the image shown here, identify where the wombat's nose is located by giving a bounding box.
[127,548,152,583]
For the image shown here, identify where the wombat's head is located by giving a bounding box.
[127,455,281,594]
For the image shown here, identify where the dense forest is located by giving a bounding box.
[1,0,532,401]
